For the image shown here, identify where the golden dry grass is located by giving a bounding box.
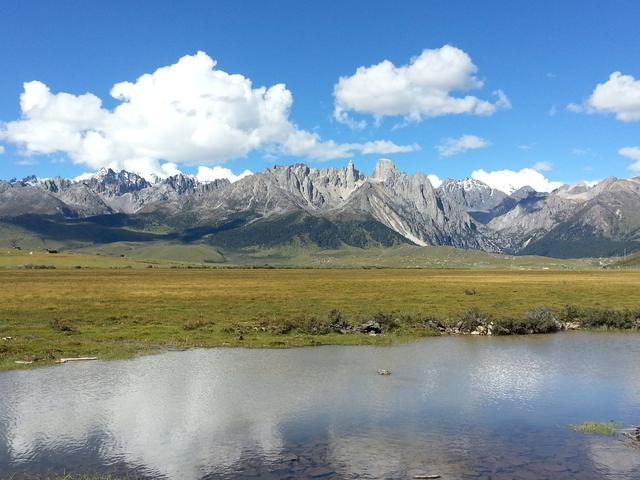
[1,268,639,370]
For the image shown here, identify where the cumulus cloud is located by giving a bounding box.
[0,51,415,178]
[196,166,253,183]
[436,134,489,157]
[358,140,420,155]
[281,132,419,160]
[333,45,510,127]
[531,161,553,172]
[0,145,5,154]
[619,147,640,172]
[427,174,443,188]
[471,168,563,193]
[569,72,640,121]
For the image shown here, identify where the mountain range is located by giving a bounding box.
[2,159,640,258]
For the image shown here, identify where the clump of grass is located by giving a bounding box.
[50,318,76,333]
[571,421,622,436]
[182,318,214,331]
[54,475,130,480]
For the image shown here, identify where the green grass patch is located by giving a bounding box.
[571,421,623,436]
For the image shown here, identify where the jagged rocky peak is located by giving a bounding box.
[345,160,358,183]
[371,158,399,182]
[79,168,151,196]
[162,173,230,194]
[41,176,73,193]
[9,174,41,187]
[438,177,509,213]
[162,173,198,194]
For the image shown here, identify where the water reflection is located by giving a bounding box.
[1,333,639,479]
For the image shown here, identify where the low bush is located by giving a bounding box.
[369,312,400,332]
[456,308,490,331]
[327,309,350,333]
[493,306,559,335]
[559,304,640,330]
[23,264,56,270]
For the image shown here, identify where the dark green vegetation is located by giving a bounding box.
[1,259,639,370]
[0,210,408,254]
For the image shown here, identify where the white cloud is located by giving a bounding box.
[571,147,595,157]
[471,168,563,193]
[358,140,420,155]
[436,134,489,157]
[281,132,419,160]
[519,143,535,150]
[619,146,640,172]
[531,161,553,172]
[548,104,558,117]
[427,174,442,188]
[196,166,253,183]
[569,72,640,121]
[0,51,415,178]
[14,158,38,166]
[333,45,509,126]
[0,145,5,154]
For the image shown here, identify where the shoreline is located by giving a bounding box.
[2,268,639,372]
[2,311,638,372]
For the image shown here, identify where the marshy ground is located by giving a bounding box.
[1,255,640,370]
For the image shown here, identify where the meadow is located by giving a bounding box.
[1,253,639,370]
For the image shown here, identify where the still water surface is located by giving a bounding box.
[1,333,639,479]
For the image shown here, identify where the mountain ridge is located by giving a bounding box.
[2,160,640,258]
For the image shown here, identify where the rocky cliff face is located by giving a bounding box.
[3,162,640,257]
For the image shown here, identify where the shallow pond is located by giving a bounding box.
[1,332,639,479]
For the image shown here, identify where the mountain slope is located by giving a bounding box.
[3,163,640,258]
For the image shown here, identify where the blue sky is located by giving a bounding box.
[1,0,639,190]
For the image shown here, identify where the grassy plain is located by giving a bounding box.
[1,248,639,370]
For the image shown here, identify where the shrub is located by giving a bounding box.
[580,308,638,330]
[559,304,581,322]
[456,308,490,331]
[327,309,350,332]
[493,307,560,335]
[297,315,331,335]
[370,312,400,332]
